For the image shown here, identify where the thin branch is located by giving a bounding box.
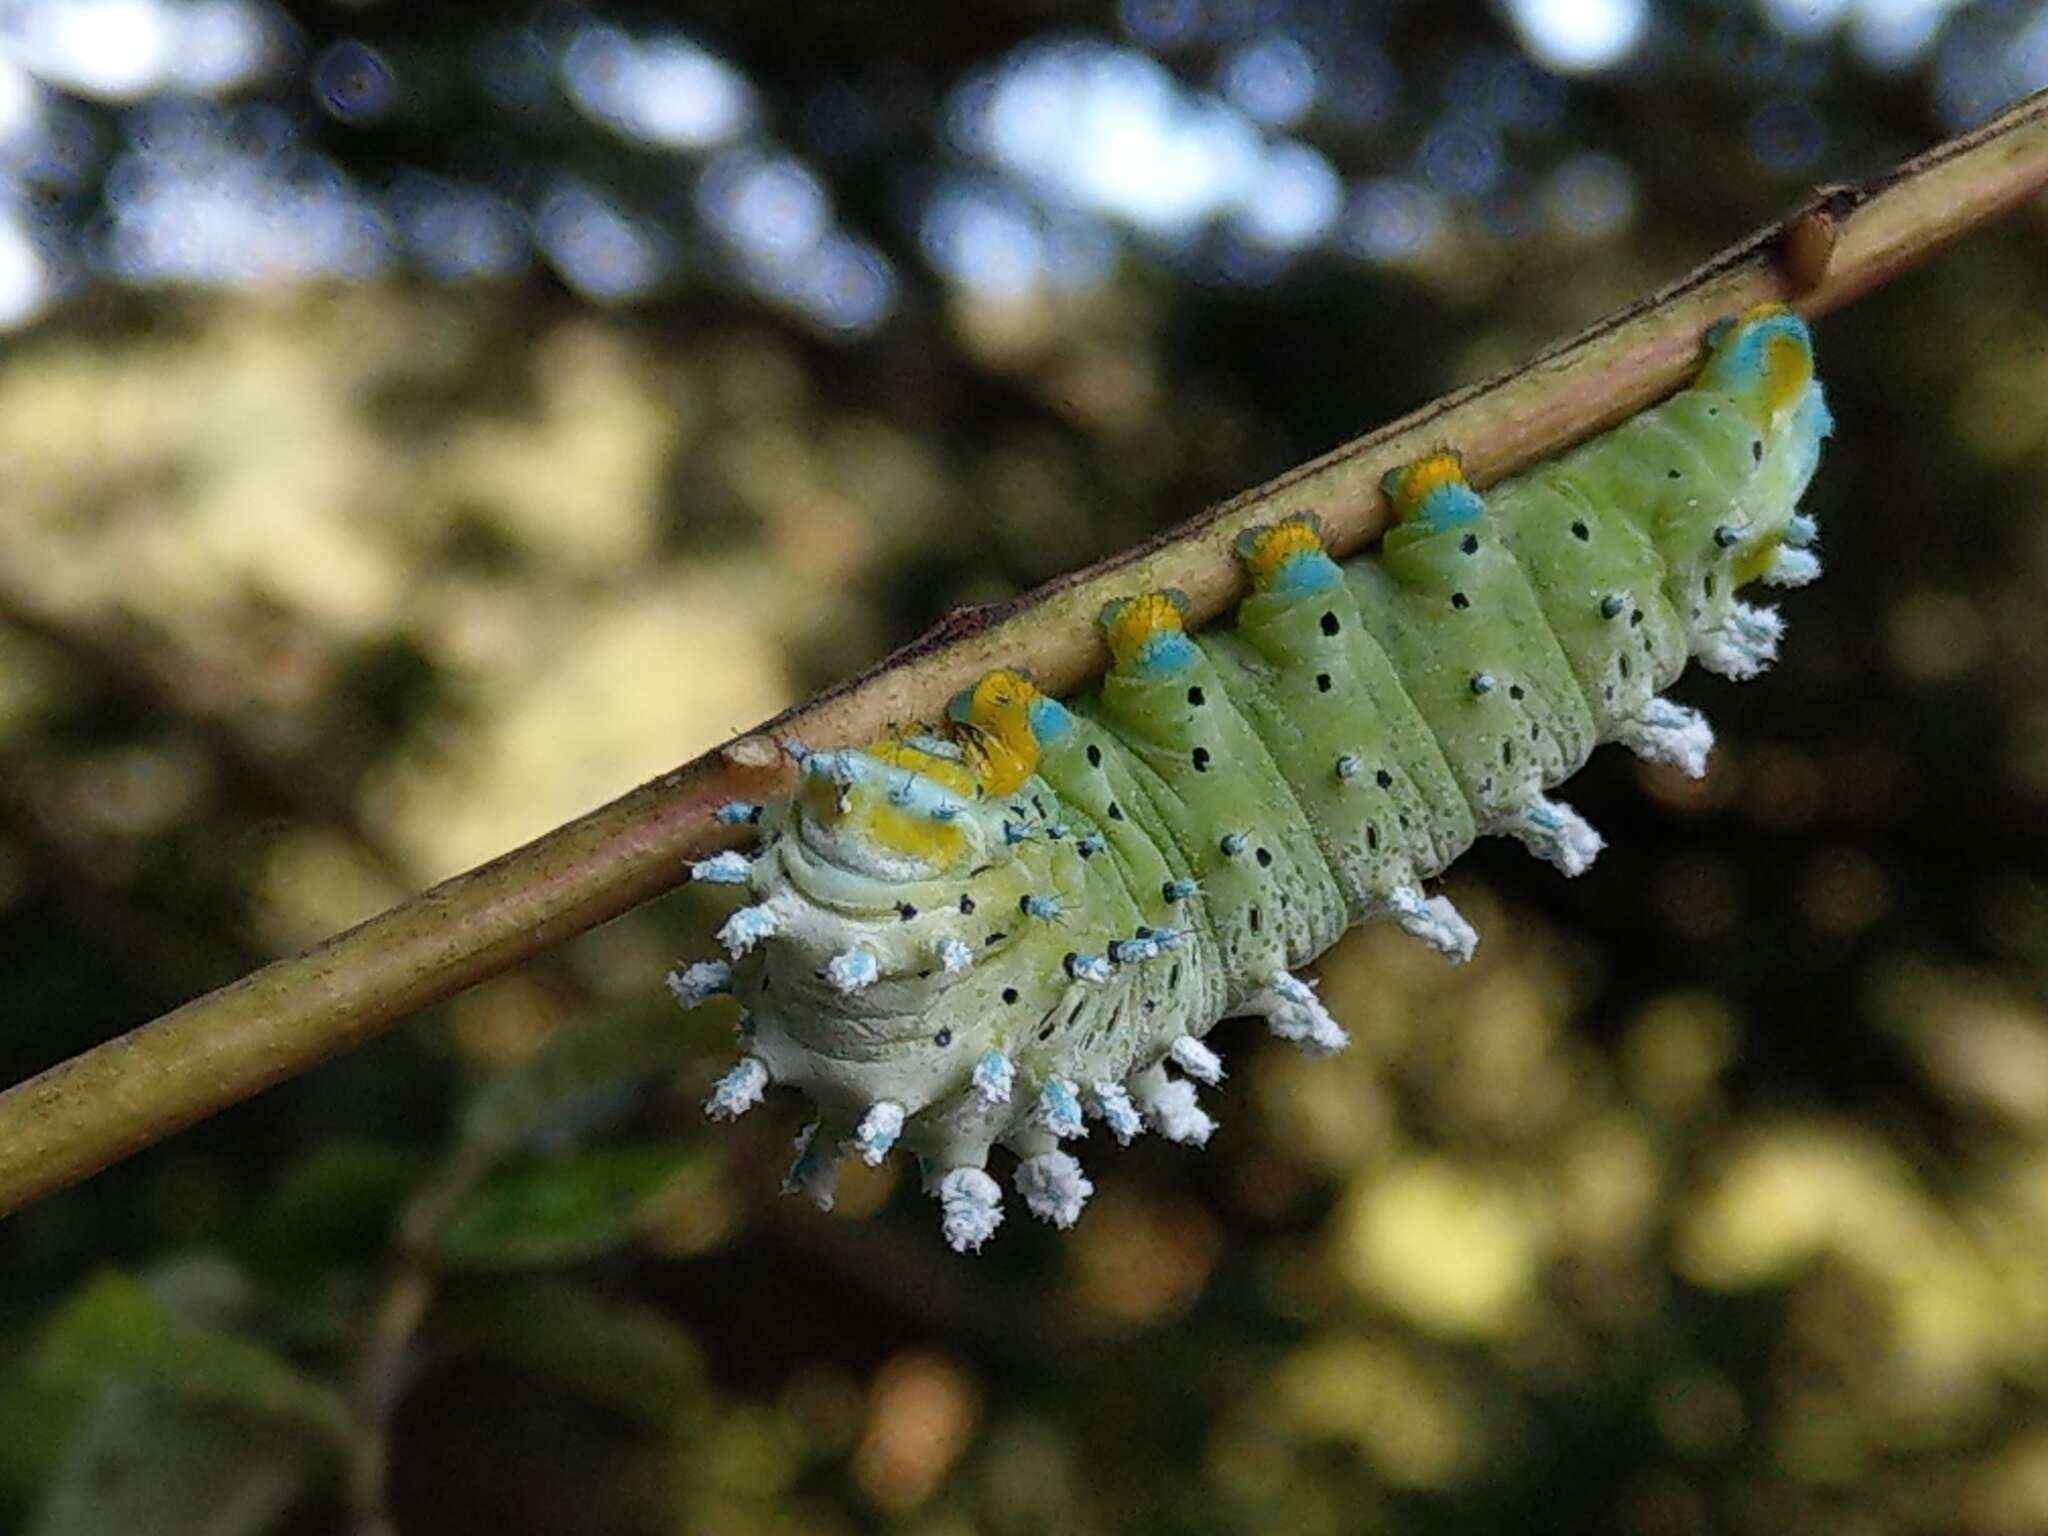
[4,89,2047,1219]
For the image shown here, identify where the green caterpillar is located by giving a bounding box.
[672,304,1830,1251]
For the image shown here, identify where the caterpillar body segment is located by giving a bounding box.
[680,307,1831,1251]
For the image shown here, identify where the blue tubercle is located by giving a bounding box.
[1040,1078,1085,1139]
[1130,631,1199,677]
[1267,550,1342,597]
[1412,483,1484,533]
[1028,694,1074,744]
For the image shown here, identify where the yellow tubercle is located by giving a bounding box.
[867,739,978,798]
[1102,592,1187,669]
[954,668,1042,797]
[1386,451,1468,520]
[1242,517,1326,585]
[1758,332,1814,424]
[798,740,974,866]
[864,802,971,865]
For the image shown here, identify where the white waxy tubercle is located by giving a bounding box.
[936,936,974,975]
[1039,1077,1086,1140]
[1618,698,1715,780]
[691,850,752,884]
[1135,1073,1216,1146]
[1065,953,1115,984]
[782,1122,839,1211]
[1248,971,1350,1056]
[1386,887,1479,963]
[1169,1034,1225,1085]
[704,1056,770,1120]
[1090,1081,1144,1144]
[717,902,782,959]
[1500,796,1604,878]
[1016,1152,1094,1229]
[824,948,880,994]
[854,1101,906,1166]
[1765,547,1822,588]
[666,959,732,1010]
[1697,601,1784,680]
[936,1167,1004,1253]
[972,1051,1015,1111]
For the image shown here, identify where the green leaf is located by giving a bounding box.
[37,1272,350,1448]
[437,1277,704,1426]
[28,1388,310,1536]
[245,1141,431,1278]
[434,1144,699,1270]
[0,1363,91,1510]
[457,1006,699,1161]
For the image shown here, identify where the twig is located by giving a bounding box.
[3,88,2046,1218]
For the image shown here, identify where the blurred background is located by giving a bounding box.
[0,1,2046,1532]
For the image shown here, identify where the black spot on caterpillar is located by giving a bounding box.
[679,306,1831,1251]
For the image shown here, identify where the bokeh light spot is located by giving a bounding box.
[1504,0,1648,74]
[313,39,396,125]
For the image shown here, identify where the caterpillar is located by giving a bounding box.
[671,304,1831,1251]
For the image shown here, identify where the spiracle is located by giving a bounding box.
[674,305,1831,1251]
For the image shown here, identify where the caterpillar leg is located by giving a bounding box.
[1129,1062,1218,1145]
[783,1121,842,1212]
[1169,1033,1226,1085]
[705,1055,771,1120]
[927,1161,1005,1252]
[972,1050,1015,1111]
[1615,697,1715,779]
[1697,601,1784,681]
[1015,1150,1095,1229]
[669,959,734,1009]
[1763,547,1822,588]
[853,1101,907,1166]
[1243,970,1350,1056]
[1498,796,1604,877]
[1088,1080,1145,1143]
[1037,1076,1087,1140]
[1384,886,1479,963]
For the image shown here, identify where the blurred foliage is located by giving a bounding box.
[1,1,2048,1534]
